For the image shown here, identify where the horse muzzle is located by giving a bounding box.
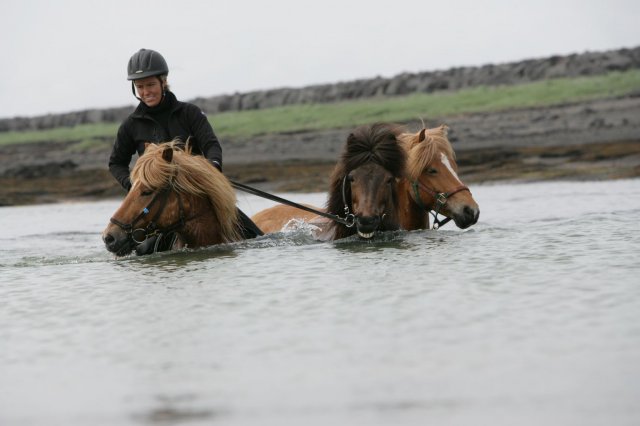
[452,206,480,229]
[355,215,381,239]
[102,227,136,256]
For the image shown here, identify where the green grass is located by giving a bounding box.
[213,69,640,137]
[0,122,118,147]
[1,69,639,147]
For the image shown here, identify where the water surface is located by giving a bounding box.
[1,179,639,425]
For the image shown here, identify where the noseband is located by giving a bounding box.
[411,179,470,229]
[342,174,394,229]
[109,187,189,244]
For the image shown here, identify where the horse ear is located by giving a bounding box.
[418,128,426,142]
[162,146,174,163]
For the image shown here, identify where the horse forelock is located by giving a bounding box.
[399,125,456,181]
[131,143,174,189]
[342,123,405,176]
[131,141,240,242]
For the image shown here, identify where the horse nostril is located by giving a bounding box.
[356,216,381,233]
[357,216,378,226]
[463,206,479,223]
[103,233,115,245]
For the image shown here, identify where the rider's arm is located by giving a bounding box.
[108,122,136,191]
[186,105,223,171]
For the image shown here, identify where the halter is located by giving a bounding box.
[411,179,470,229]
[109,186,190,244]
[341,174,392,230]
[341,175,356,228]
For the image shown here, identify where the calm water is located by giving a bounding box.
[1,179,639,426]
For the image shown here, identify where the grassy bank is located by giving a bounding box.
[1,69,639,147]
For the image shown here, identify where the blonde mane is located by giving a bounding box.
[398,124,456,181]
[131,141,240,242]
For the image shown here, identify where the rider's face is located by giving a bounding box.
[134,76,164,107]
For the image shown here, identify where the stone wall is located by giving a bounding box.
[193,46,640,113]
[1,46,638,132]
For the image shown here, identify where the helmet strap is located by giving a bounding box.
[131,81,142,102]
[130,77,166,104]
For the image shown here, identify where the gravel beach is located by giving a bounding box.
[1,94,638,206]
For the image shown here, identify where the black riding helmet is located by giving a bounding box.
[127,48,169,80]
[127,48,169,101]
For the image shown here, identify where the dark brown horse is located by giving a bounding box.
[102,142,245,256]
[251,123,406,240]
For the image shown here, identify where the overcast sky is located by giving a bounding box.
[1,0,638,119]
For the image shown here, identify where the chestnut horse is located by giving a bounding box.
[397,125,479,229]
[251,123,406,240]
[102,142,244,256]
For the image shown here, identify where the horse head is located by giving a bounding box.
[344,162,398,238]
[327,123,405,239]
[399,125,480,229]
[103,142,240,256]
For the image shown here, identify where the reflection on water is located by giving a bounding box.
[333,230,416,253]
[127,244,240,268]
[1,180,639,426]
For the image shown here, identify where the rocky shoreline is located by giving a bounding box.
[1,94,638,206]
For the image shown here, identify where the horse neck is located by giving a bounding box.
[397,178,430,230]
[179,195,229,247]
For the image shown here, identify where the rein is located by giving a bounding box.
[411,179,470,230]
[109,187,194,244]
[230,180,355,227]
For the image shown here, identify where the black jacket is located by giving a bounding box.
[108,91,223,191]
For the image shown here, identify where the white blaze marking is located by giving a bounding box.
[440,152,462,184]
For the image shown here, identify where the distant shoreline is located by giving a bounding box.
[2,45,639,206]
[1,95,638,207]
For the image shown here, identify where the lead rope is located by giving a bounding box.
[230,179,355,227]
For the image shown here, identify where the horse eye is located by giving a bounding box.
[347,175,355,182]
[141,190,153,196]
[386,177,394,185]
[427,168,438,175]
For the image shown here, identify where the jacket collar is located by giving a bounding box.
[131,91,181,118]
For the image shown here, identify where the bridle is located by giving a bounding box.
[411,178,470,229]
[109,186,192,244]
[340,175,356,228]
[342,173,393,230]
